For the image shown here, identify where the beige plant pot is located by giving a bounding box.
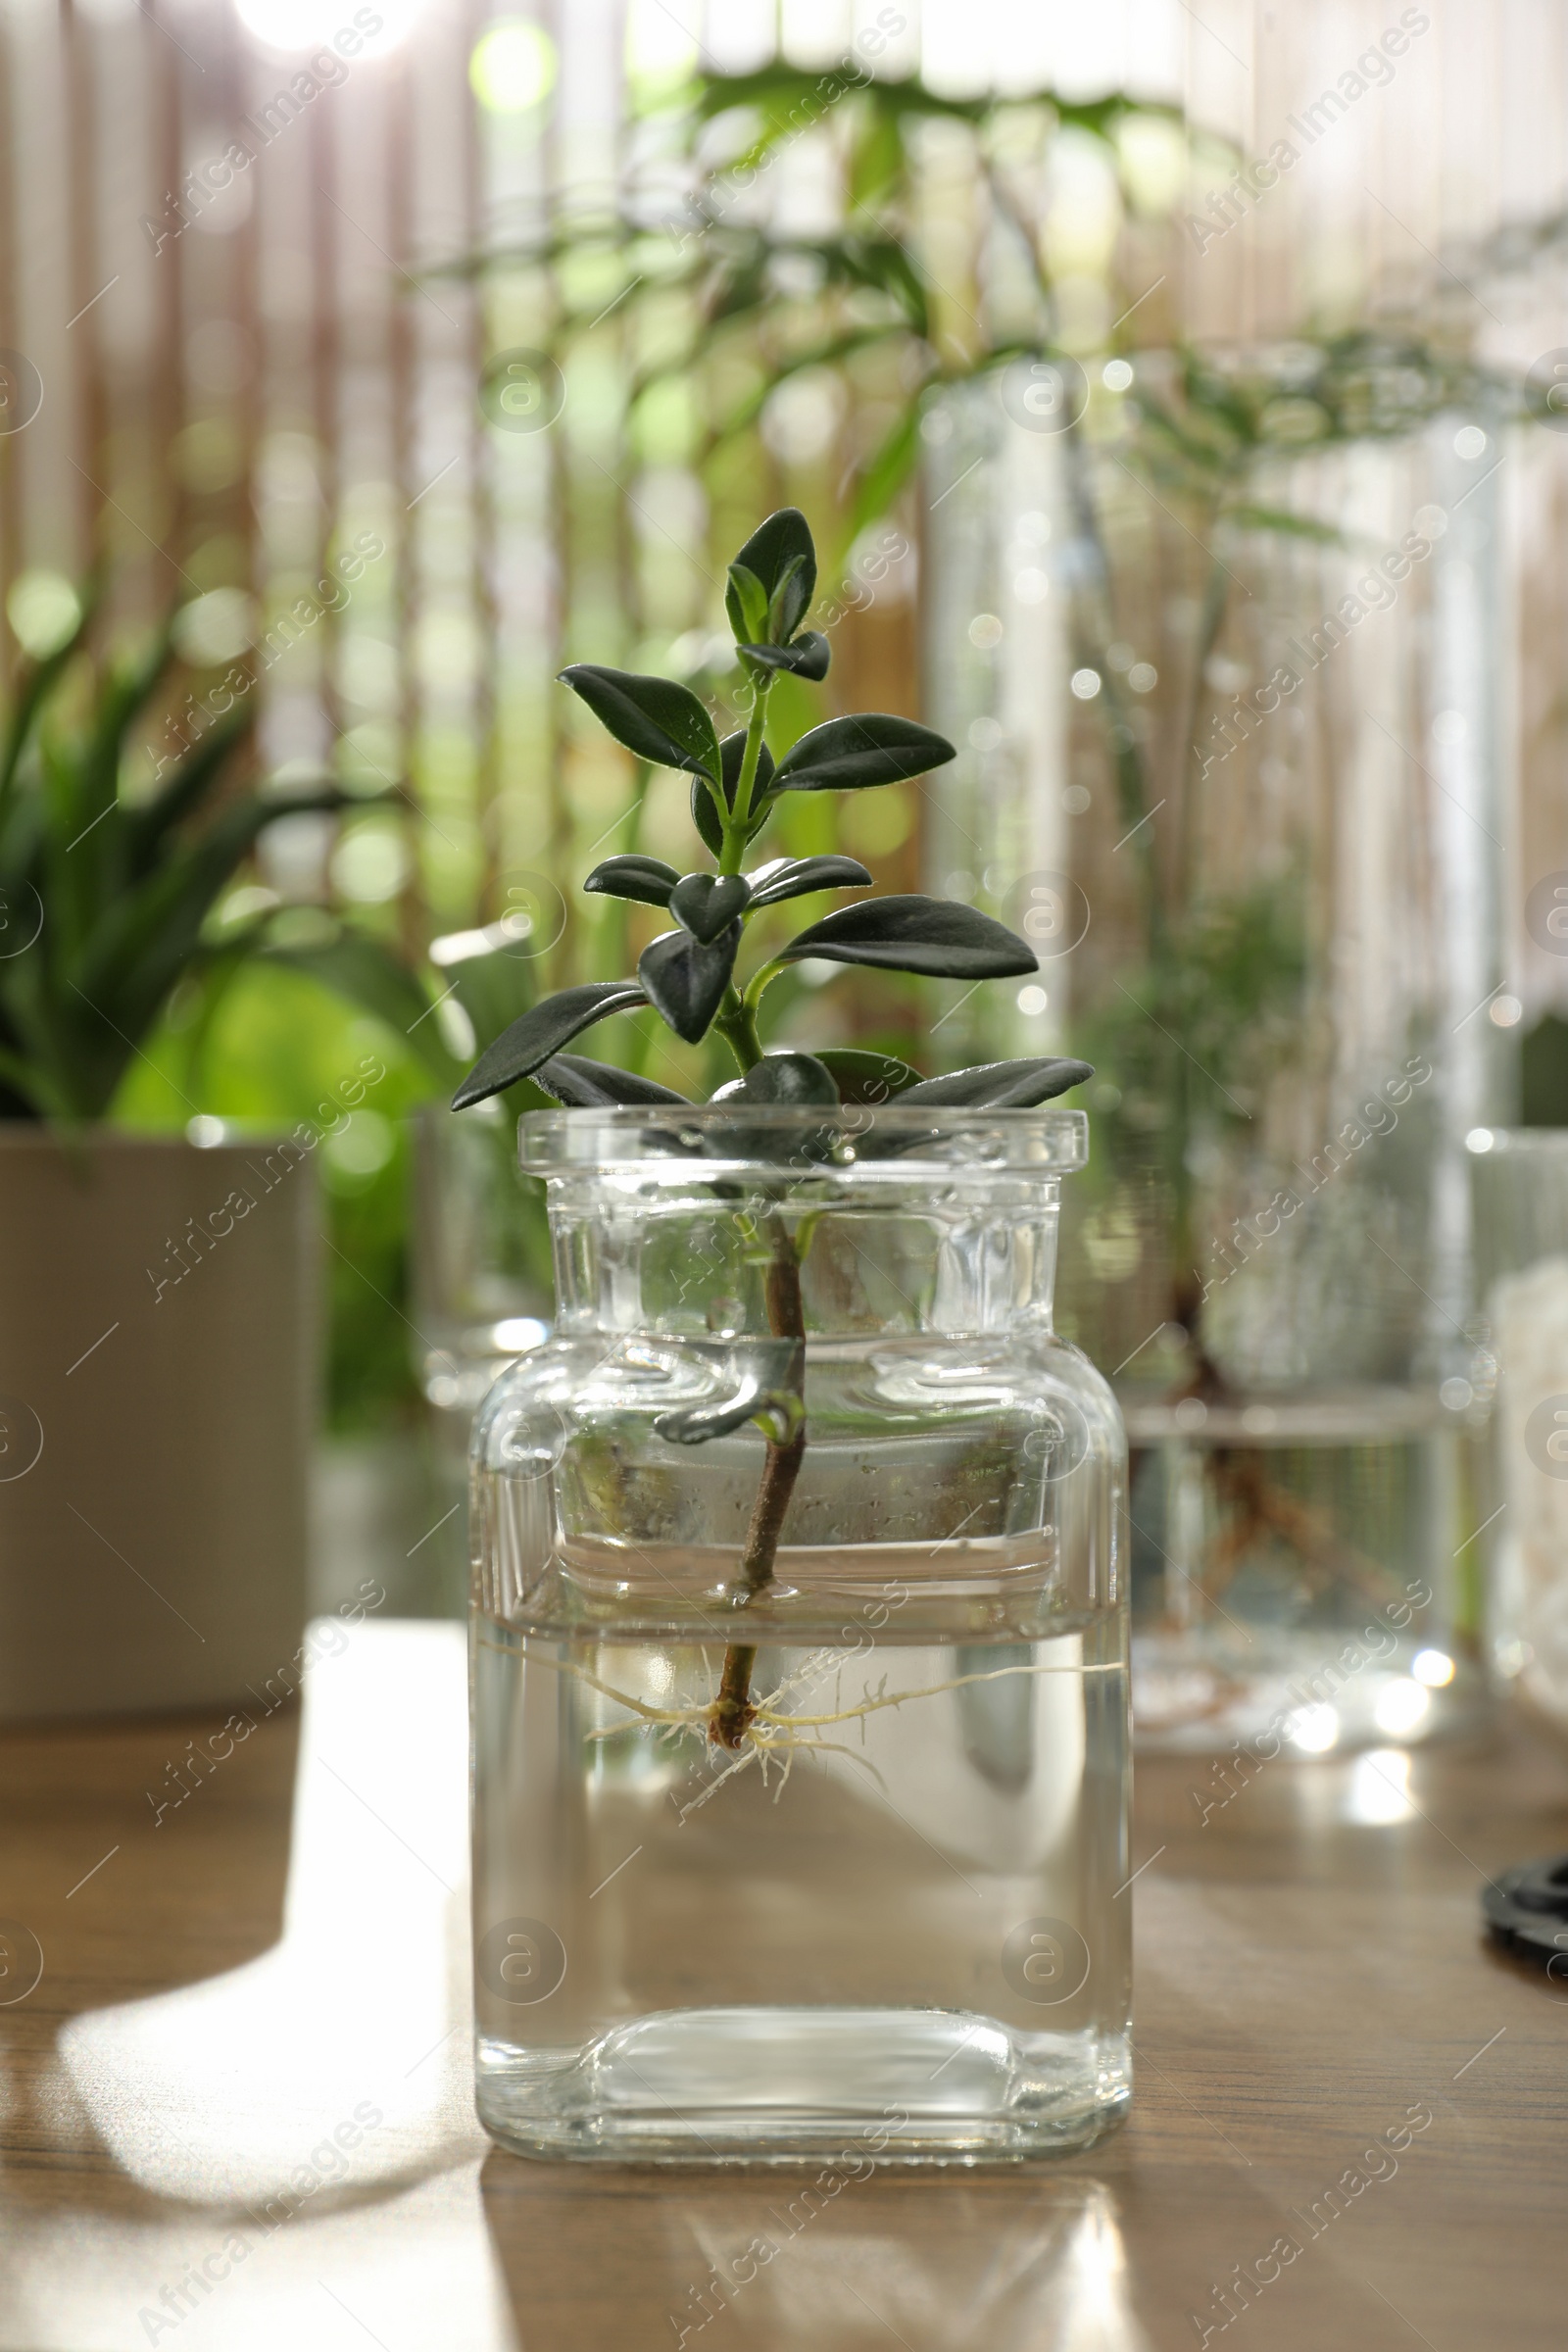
[0,1129,318,1721]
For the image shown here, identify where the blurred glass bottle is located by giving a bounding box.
[922,346,1509,1752]
[410,1099,550,1596]
[1468,1128,1568,1740]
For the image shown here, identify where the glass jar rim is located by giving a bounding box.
[518,1104,1089,1177]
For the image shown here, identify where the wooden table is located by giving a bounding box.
[2,1620,1563,2351]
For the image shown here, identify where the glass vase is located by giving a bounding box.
[921,352,1507,1753]
[468,1105,1129,2164]
[1469,1129,1568,1740]
[409,1102,551,1604]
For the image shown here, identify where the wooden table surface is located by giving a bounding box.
[2,1618,1564,2352]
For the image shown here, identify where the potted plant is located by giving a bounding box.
[456,511,1127,2163]
[0,601,365,1719]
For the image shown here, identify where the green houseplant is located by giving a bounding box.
[459,513,1128,2165]
[0,602,381,1721]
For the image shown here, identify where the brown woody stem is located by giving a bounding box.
[709,1220,807,1749]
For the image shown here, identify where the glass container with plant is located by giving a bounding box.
[457,510,1126,2165]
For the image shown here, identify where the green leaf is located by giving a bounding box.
[74,786,353,1057]
[711,1051,838,1107]
[583,853,680,906]
[747,854,871,907]
[730,509,816,643]
[772,713,955,793]
[123,710,259,875]
[782,895,1037,980]
[265,928,457,1085]
[692,733,775,857]
[452,981,648,1109]
[668,871,752,942]
[725,562,769,646]
[560,664,720,780]
[533,1054,690,1107]
[739,631,830,681]
[0,589,96,804]
[843,402,923,547]
[638,923,742,1045]
[899,1057,1094,1106]
[815,1047,921,1102]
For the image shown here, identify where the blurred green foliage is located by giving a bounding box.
[117,959,436,1431]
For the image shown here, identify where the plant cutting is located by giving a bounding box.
[453,506,1091,1745]
[459,511,1127,2165]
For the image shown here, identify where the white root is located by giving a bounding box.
[519,1643,1115,1778]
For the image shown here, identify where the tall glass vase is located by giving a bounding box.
[468,1105,1130,2163]
[921,348,1508,1753]
[1469,1130,1568,1742]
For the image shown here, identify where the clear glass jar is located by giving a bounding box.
[468,1106,1129,2164]
[921,358,1506,1753]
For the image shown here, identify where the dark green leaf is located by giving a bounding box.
[692,733,776,857]
[725,561,769,645]
[772,713,955,793]
[124,710,254,876]
[534,1054,690,1107]
[0,587,96,803]
[74,786,352,1045]
[782,895,1037,979]
[451,981,648,1108]
[730,509,816,643]
[76,621,179,839]
[899,1056,1095,1106]
[843,402,923,546]
[740,631,830,681]
[583,853,680,907]
[669,871,752,942]
[560,663,720,780]
[691,774,725,858]
[746,854,871,907]
[711,1051,839,1106]
[815,1047,921,1102]
[638,923,741,1044]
